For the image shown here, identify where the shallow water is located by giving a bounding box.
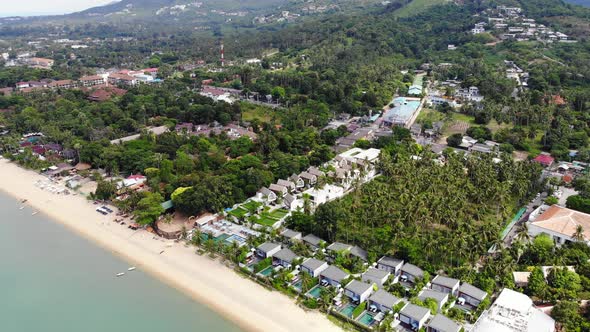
[0,192,242,332]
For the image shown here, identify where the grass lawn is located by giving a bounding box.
[228,207,248,218]
[243,200,262,213]
[394,0,449,18]
[256,215,279,227]
[240,102,276,123]
[269,209,289,219]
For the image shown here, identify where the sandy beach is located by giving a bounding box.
[0,159,341,332]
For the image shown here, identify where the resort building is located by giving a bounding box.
[272,248,298,268]
[48,80,76,89]
[382,97,422,128]
[418,289,449,312]
[427,314,461,332]
[79,75,106,87]
[400,263,425,284]
[472,288,555,332]
[344,280,374,304]
[399,303,431,331]
[327,242,368,262]
[269,183,288,197]
[302,234,323,250]
[527,205,590,245]
[256,187,277,204]
[430,275,460,296]
[458,282,487,308]
[108,73,137,86]
[277,179,296,192]
[256,242,282,258]
[319,265,350,288]
[300,258,328,278]
[299,172,317,187]
[368,289,401,313]
[280,228,302,243]
[377,256,404,277]
[283,194,297,210]
[362,267,390,287]
[288,174,305,189]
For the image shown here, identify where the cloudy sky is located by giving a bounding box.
[1,0,115,17]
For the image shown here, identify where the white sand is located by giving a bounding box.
[0,160,340,332]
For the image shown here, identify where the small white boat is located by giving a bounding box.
[128,267,136,271]
[19,206,25,210]
[32,211,38,216]
[116,272,125,277]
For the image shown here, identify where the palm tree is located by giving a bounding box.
[572,225,585,242]
[516,223,531,243]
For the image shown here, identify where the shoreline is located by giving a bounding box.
[0,159,340,332]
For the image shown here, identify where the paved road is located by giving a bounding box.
[504,194,545,245]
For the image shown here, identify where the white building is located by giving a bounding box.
[527,205,590,245]
[472,288,555,332]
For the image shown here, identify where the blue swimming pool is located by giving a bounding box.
[306,285,322,298]
[339,304,356,318]
[291,280,303,292]
[225,234,246,245]
[258,266,274,277]
[357,311,375,326]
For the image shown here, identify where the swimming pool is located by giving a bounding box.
[306,285,322,298]
[339,304,356,318]
[291,280,303,292]
[258,266,274,277]
[357,311,375,326]
[225,234,246,245]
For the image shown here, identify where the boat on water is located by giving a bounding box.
[116,272,125,277]
[128,267,136,271]
[19,206,25,210]
[32,211,38,216]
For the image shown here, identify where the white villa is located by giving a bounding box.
[527,205,590,246]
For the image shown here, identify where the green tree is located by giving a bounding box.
[94,180,118,201]
[133,192,164,225]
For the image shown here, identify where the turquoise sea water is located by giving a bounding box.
[0,192,242,332]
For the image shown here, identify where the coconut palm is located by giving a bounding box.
[572,225,585,242]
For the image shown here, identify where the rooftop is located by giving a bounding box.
[363,267,390,280]
[345,280,373,295]
[281,228,302,239]
[320,265,349,282]
[302,234,322,246]
[401,263,424,278]
[419,289,448,303]
[400,303,430,321]
[472,288,555,332]
[459,282,487,301]
[257,242,281,253]
[428,314,461,332]
[368,289,400,308]
[432,275,460,289]
[378,256,404,267]
[301,258,327,271]
[273,248,298,263]
[530,205,590,241]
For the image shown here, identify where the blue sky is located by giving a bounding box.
[1,0,115,17]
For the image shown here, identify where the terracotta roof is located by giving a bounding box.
[109,73,135,81]
[80,75,104,81]
[532,205,590,241]
[48,80,74,87]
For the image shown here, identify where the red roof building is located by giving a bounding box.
[533,153,555,167]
